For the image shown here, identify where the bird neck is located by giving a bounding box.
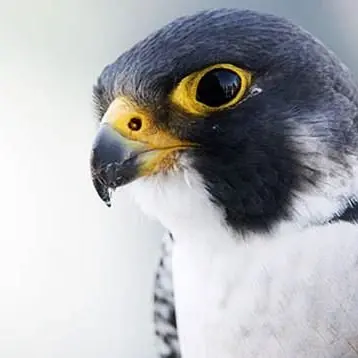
[128,168,234,241]
[128,159,358,242]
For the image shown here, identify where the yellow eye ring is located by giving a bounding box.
[170,63,252,116]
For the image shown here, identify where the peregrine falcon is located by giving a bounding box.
[90,9,358,358]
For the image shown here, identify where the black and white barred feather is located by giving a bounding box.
[153,232,181,357]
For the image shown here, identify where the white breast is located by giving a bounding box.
[172,222,358,358]
[128,167,358,358]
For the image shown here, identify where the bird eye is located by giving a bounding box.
[170,64,252,116]
[196,69,242,107]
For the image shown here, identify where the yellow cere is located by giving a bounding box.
[101,97,153,141]
[102,96,190,150]
[170,63,252,116]
[101,96,195,176]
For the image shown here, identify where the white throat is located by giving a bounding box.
[126,157,358,358]
[128,154,358,243]
[128,167,232,244]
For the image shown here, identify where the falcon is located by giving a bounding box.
[90,9,358,358]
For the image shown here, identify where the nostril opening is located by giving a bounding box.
[128,117,142,131]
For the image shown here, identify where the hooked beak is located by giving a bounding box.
[90,97,194,207]
[90,124,145,207]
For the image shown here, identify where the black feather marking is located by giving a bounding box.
[329,200,358,224]
[153,232,181,358]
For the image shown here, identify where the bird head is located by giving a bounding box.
[91,9,358,234]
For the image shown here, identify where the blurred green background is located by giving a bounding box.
[0,0,357,357]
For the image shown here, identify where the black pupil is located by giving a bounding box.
[128,117,142,131]
[196,69,242,107]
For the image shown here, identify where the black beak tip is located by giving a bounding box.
[91,174,113,207]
